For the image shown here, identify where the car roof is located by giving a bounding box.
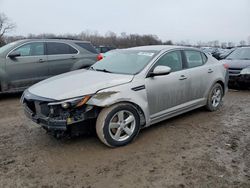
[16,39,91,43]
[126,45,199,52]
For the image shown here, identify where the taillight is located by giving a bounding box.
[97,54,103,61]
[223,63,229,69]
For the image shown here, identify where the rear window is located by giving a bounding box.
[47,42,78,55]
[75,42,97,54]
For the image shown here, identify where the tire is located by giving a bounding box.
[96,103,140,147]
[205,83,223,111]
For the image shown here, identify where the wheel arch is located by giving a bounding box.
[206,79,226,98]
[90,100,147,127]
[114,101,146,127]
[216,80,225,96]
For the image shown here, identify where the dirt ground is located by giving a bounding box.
[0,90,249,188]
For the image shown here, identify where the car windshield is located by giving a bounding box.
[226,48,250,60]
[91,50,158,75]
[0,41,19,54]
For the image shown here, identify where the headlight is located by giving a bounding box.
[48,95,92,109]
[240,67,250,75]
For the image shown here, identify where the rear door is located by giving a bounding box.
[46,42,79,76]
[5,42,48,89]
[183,50,211,101]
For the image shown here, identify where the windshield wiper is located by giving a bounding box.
[89,67,96,71]
[95,69,113,73]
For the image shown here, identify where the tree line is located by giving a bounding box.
[3,31,173,48]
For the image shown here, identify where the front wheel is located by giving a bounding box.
[96,103,140,147]
[205,83,223,111]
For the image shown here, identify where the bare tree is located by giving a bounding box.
[0,13,16,46]
[239,40,246,46]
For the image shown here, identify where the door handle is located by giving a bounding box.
[208,69,213,73]
[179,75,187,80]
[38,59,45,63]
[71,56,77,59]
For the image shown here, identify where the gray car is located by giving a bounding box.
[221,47,250,88]
[0,39,98,93]
[21,45,228,147]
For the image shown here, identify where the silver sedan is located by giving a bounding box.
[22,45,228,147]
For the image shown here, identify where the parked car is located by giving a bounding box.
[200,47,215,56]
[200,47,233,60]
[0,39,99,93]
[21,45,228,147]
[221,47,250,89]
[212,48,234,60]
[218,48,234,60]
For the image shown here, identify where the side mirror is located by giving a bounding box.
[8,51,21,59]
[149,65,171,77]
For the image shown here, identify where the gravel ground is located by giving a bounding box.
[0,90,249,188]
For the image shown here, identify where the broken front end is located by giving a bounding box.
[21,90,100,137]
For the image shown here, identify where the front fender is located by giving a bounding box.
[87,82,150,127]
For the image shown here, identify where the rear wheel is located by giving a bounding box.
[206,83,223,111]
[96,103,140,147]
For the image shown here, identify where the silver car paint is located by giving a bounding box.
[28,69,134,100]
[27,46,227,128]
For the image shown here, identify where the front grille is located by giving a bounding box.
[228,68,242,76]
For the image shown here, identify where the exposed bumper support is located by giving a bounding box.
[23,103,67,131]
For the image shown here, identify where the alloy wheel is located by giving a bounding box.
[108,110,136,142]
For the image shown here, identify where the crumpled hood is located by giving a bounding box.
[28,69,134,100]
[222,59,250,69]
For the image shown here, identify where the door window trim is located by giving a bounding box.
[183,50,206,69]
[145,49,185,78]
[45,41,79,56]
[6,41,46,59]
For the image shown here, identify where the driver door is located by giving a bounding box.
[6,42,48,90]
[145,50,189,120]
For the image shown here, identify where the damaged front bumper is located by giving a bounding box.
[21,90,99,132]
[23,103,68,131]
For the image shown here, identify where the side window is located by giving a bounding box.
[154,51,182,72]
[101,47,109,53]
[201,52,208,63]
[74,42,98,54]
[185,50,203,68]
[14,42,45,56]
[47,42,78,55]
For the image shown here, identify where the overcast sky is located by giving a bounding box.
[0,0,249,43]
